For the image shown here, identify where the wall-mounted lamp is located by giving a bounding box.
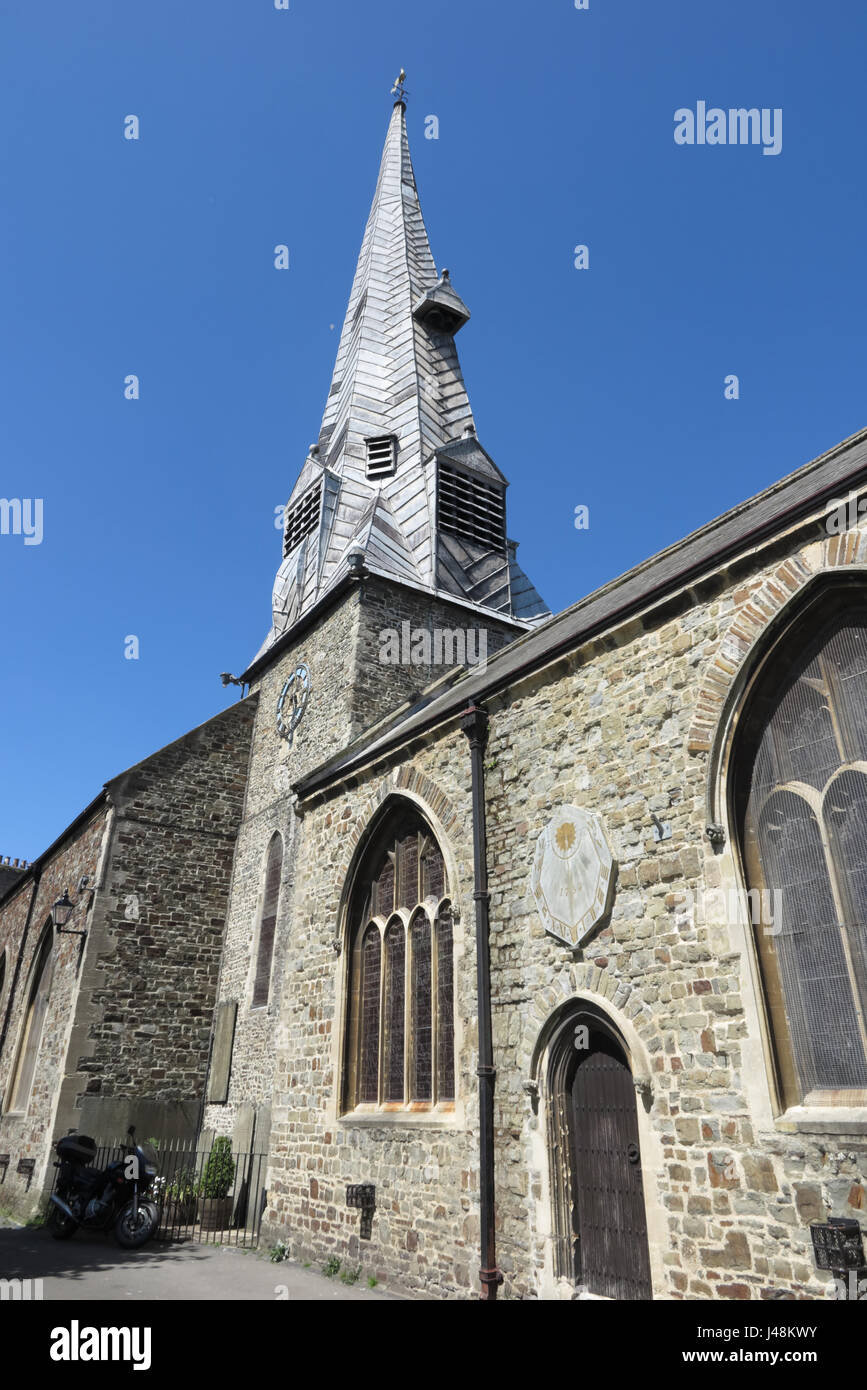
[53,877,91,944]
[220,672,248,698]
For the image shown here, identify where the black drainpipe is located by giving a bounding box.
[460,702,502,1300]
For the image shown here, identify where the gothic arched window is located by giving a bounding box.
[343,806,455,1113]
[252,833,283,1008]
[733,590,867,1108]
[7,925,53,1114]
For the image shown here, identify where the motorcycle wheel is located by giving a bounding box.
[114,1200,159,1249]
[47,1202,77,1240]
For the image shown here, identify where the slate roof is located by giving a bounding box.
[253,100,549,667]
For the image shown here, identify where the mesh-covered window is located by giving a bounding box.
[358,927,381,1104]
[8,926,53,1113]
[436,905,455,1101]
[382,920,405,1102]
[437,461,506,551]
[283,484,321,555]
[410,912,432,1101]
[252,834,282,1008]
[398,834,419,908]
[734,595,867,1106]
[422,844,446,901]
[374,857,395,919]
[343,805,455,1112]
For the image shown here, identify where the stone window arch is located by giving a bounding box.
[6,922,53,1114]
[342,804,454,1113]
[251,833,283,1008]
[731,584,867,1107]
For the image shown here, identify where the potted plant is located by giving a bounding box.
[163,1166,199,1227]
[197,1137,236,1231]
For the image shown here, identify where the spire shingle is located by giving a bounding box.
[259,100,549,663]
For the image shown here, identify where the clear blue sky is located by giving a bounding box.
[2,0,865,859]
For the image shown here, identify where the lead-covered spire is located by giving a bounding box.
[316,98,475,487]
[258,94,548,661]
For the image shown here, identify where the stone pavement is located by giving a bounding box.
[0,1221,402,1301]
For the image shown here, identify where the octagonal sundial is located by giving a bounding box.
[531,805,616,949]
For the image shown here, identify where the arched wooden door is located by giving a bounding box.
[569,1031,652,1300]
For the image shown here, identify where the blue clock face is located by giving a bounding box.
[276,663,310,745]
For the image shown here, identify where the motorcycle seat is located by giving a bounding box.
[75,1167,105,1188]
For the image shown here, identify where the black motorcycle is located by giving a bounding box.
[48,1125,160,1248]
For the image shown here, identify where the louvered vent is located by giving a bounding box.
[437,462,506,551]
[366,435,398,480]
[283,484,321,556]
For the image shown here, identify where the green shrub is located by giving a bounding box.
[198,1137,235,1199]
[322,1255,341,1278]
[167,1167,198,1203]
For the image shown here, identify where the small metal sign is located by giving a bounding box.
[346,1183,376,1240]
[810,1218,865,1272]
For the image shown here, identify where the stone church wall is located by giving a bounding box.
[205,575,522,1164]
[260,504,867,1300]
[0,808,108,1219]
[60,698,258,1146]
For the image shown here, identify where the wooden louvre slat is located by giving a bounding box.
[283,484,321,555]
[437,462,506,550]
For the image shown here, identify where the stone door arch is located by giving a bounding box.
[543,999,653,1299]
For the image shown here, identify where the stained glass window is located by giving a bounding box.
[383,920,405,1102]
[734,595,867,1106]
[359,926,381,1103]
[8,926,53,1113]
[398,834,419,908]
[343,806,455,1111]
[411,912,432,1101]
[436,905,455,1101]
[422,843,446,901]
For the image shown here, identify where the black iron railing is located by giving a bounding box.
[49,1136,268,1248]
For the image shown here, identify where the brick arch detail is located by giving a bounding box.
[333,763,461,890]
[686,535,867,756]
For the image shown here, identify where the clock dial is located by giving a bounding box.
[276,663,310,745]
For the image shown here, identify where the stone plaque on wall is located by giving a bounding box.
[531,805,615,949]
[206,1001,238,1104]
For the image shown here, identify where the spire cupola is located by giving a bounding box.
[413,268,471,336]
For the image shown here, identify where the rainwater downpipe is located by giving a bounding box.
[460,702,502,1300]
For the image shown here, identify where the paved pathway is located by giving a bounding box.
[0,1221,400,1301]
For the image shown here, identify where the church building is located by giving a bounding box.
[1,89,866,1302]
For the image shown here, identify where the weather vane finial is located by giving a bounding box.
[390,69,408,102]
